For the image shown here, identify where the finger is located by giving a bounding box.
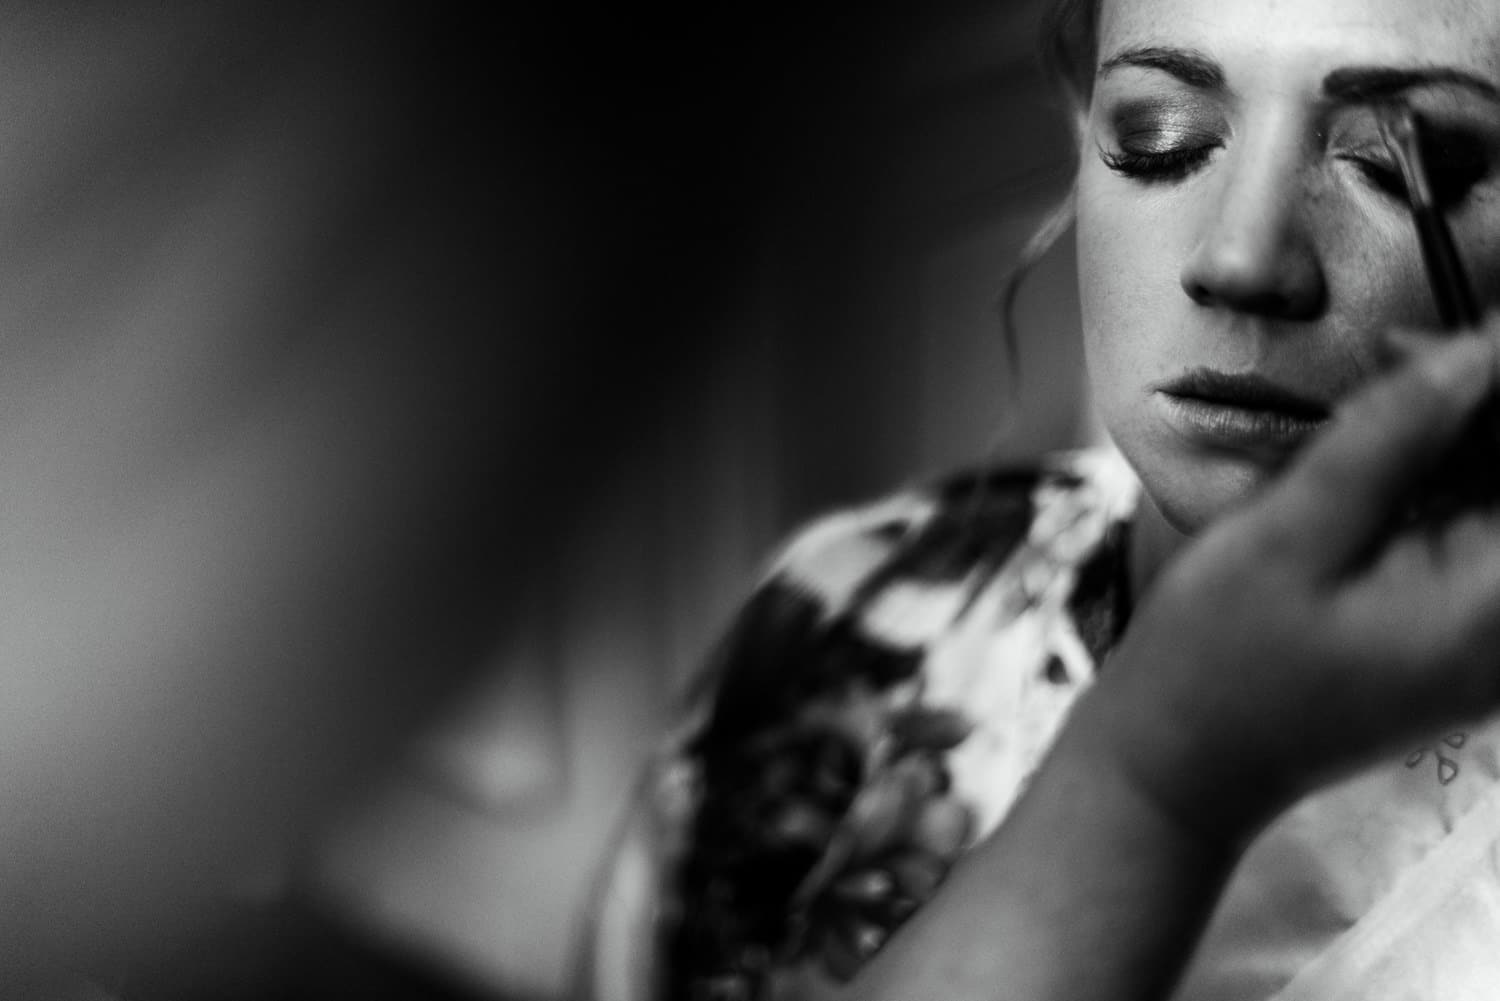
[1364,514,1500,708]
[1425,511,1500,647]
[1255,326,1499,576]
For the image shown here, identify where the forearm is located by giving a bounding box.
[851,693,1244,1001]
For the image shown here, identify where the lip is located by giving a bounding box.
[1155,368,1332,455]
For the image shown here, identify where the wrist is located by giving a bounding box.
[1056,678,1289,853]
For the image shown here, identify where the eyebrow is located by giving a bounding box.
[1098,45,1500,105]
[1322,66,1500,103]
[1098,46,1224,90]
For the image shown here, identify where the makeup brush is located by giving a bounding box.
[1375,103,1482,329]
[1377,101,1500,512]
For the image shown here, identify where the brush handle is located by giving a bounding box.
[1413,205,1481,329]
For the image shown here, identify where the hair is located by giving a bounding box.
[995,0,1103,377]
[1041,0,1103,111]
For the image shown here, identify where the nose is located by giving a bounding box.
[1179,142,1327,320]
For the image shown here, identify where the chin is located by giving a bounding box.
[1138,448,1287,536]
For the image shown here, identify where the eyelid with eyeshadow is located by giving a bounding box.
[1115,124,1223,155]
[1107,94,1227,144]
[1097,98,1227,180]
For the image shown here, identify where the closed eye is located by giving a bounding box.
[1099,143,1218,182]
[1343,154,1488,207]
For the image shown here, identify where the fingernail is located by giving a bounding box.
[1381,327,1445,357]
[1377,327,1447,372]
[1422,333,1494,392]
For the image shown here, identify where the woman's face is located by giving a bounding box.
[1078,0,1500,533]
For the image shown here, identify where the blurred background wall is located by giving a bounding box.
[300,1,1092,998]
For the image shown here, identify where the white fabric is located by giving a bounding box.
[1173,716,1500,1001]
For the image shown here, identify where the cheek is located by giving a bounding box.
[1075,171,1188,390]
[1312,186,1436,332]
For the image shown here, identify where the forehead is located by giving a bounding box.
[1099,0,1500,78]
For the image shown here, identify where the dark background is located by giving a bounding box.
[0,3,1085,998]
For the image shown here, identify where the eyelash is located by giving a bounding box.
[1098,143,1218,182]
[1100,141,1489,205]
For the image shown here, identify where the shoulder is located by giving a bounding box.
[686,451,1114,741]
[650,448,1139,996]
[676,445,1140,797]
[770,448,1137,622]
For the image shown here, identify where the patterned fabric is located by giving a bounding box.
[642,449,1141,1000]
